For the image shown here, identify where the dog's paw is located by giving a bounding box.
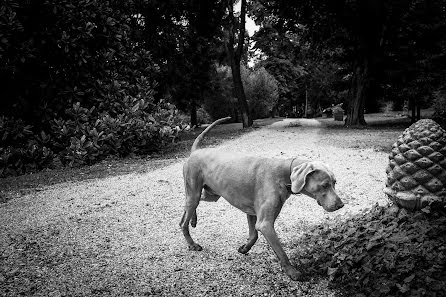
[285,266,302,281]
[188,243,203,251]
[238,244,250,254]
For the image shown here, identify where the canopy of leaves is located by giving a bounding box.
[242,66,279,118]
[138,0,226,115]
[249,4,350,115]
[202,65,238,121]
[249,0,446,116]
[0,0,157,123]
[203,65,279,121]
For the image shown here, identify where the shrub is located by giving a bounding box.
[242,66,279,119]
[203,65,279,121]
[294,204,446,296]
[0,98,185,176]
[0,1,189,176]
[196,108,213,124]
[50,99,184,167]
[0,1,157,127]
[0,117,54,176]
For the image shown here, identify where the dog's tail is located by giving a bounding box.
[191,116,231,153]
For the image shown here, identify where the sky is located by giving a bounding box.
[234,1,259,36]
[246,16,259,36]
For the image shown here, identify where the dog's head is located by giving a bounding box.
[290,161,344,212]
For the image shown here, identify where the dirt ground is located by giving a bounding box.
[0,114,411,296]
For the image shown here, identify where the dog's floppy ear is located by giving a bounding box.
[290,162,314,193]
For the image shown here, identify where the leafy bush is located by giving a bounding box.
[0,99,184,176]
[0,1,157,125]
[294,204,446,296]
[0,117,54,176]
[0,1,190,176]
[203,65,279,121]
[51,99,184,167]
[432,90,446,129]
[196,108,213,124]
[242,66,279,119]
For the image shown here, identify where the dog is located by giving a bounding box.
[180,117,344,280]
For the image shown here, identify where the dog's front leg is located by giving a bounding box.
[255,201,302,281]
[256,220,301,280]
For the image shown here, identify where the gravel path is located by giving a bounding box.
[0,118,392,296]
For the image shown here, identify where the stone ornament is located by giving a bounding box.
[384,119,446,210]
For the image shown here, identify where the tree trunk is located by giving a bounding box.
[345,0,384,126]
[231,60,251,127]
[345,61,368,126]
[227,0,252,128]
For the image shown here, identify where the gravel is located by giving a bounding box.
[0,117,404,296]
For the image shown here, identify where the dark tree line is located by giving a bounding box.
[250,0,446,125]
[1,0,446,176]
[2,0,444,128]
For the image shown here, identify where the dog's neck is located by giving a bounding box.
[285,158,308,194]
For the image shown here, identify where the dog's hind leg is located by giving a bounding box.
[180,177,203,251]
[238,214,258,254]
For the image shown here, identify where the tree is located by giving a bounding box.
[250,0,385,125]
[203,66,239,120]
[0,0,156,125]
[226,0,253,128]
[137,0,226,126]
[242,66,279,118]
[250,22,307,115]
[380,0,446,122]
[250,0,446,126]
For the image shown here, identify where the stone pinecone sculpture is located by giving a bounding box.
[384,119,446,210]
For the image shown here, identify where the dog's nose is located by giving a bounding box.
[327,199,344,212]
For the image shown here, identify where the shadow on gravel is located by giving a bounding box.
[0,115,413,203]
[315,116,411,154]
[0,118,283,203]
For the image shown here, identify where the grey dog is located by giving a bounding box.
[180,117,344,280]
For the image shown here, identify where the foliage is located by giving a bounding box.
[139,0,226,125]
[432,90,446,129]
[295,204,446,296]
[1,0,151,122]
[0,117,54,177]
[203,65,279,120]
[250,24,304,111]
[242,66,279,118]
[196,108,213,125]
[250,0,446,124]
[203,65,238,121]
[249,9,348,117]
[0,99,184,176]
[225,0,253,128]
[51,100,184,167]
[0,0,191,177]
